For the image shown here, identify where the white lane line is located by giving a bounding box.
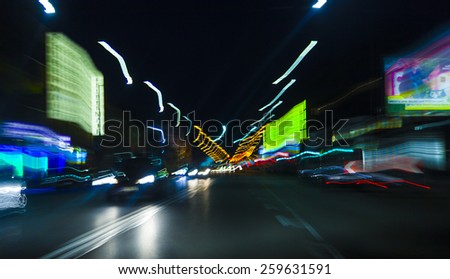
[41,189,197,259]
[267,189,344,259]
[275,215,305,229]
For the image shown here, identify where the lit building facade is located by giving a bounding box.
[46,33,104,136]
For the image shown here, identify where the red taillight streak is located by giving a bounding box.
[326,179,431,190]
[326,180,388,189]
[386,180,431,190]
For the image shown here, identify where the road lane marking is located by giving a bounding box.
[41,188,199,259]
[275,215,306,229]
[267,188,344,259]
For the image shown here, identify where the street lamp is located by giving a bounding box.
[38,0,55,14]
[312,0,327,9]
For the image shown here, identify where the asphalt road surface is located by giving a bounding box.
[1,175,449,259]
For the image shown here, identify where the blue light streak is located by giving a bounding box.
[233,126,257,144]
[167,103,181,127]
[213,125,227,142]
[183,116,193,136]
[147,126,166,143]
[276,148,354,161]
[259,79,296,111]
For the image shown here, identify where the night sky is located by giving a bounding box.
[3,0,450,127]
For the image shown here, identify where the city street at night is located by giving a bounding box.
[1,175,449,259]
[1,0,450,268]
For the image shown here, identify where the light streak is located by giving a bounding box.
[147,126,166,143]
[143,81,164,112]
[233,126,257,144]
[326,179,431,190]
[317,78,382,111]
[98,41,133,85]
[250,101,283,127]
[172,167,188,176]
[193,126,230,163]
[167,103,181,127]
[326,180,389,189]
[183,116,193,136]
[136,175,155,184]
[38,0,55,14]
[198,168,211,176]
[272,40,318,85]
[312,0,327,9]
[254,152,289,163]
[213,125,227,142]
[92,175,117,186]
[188,169,198,176]
[415,119,450,131]
[266,100,283,115]
[259,79,296,111]
[276,148,354,161]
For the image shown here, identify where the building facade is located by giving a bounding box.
[46,32,104,136]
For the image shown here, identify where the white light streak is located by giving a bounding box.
[251,101,283,127]
[92,176,117,186]
[98,41,133,85]
[147,126,166,143]
[198,168,211,176]
[38,0,55,14]
[259,79,296,111]
[167,103,181,127]
[136,175,155,184]
[213,125,227,142]
[272,40,318,85]
[312,0,327,9]
[144,81,164,112]
[188,169,198,176]
[266,100,283,115]
[172,167,188,176]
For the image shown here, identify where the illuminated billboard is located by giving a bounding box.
[385,34,450,116]
[46,33,105,135]
[262,100,307,155]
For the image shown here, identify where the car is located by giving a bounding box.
[298,165,347,180]
[102,156,169,201]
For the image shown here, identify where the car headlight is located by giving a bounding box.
[188,169,198,176]
[136,175,155,184]
[92,176,118,186]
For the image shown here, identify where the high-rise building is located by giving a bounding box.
[46,32,104,136]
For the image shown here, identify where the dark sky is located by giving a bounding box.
[4,0,450,127]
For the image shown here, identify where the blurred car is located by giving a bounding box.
[103,156,169,201]
[0,179,27,210]
[298,166,347,180]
